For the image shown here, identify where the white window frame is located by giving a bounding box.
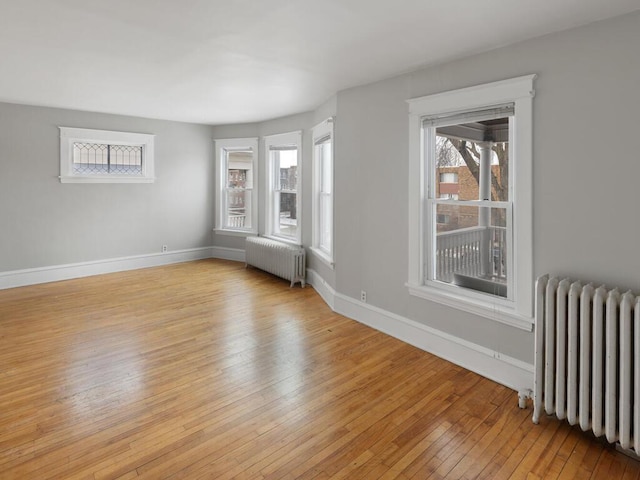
[264,131,302,245]
[214,137,259,236]
[407,75,536,331]
[59,127,155,183]
[311,118,334,267]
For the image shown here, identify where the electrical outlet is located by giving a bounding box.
[162,245,168,253]
[360,290,367,303]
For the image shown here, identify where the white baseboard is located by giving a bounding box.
[306,268,335,310]
[0,247,214,290]
[306,268,533,392]
[211,246,245,263]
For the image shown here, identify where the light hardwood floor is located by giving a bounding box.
[0,259,638,479]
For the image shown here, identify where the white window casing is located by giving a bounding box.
[264,131,302,245]
[214,137,259,236]
[407,75,536,331]
[311,118,334,267]
[59,127,155,183]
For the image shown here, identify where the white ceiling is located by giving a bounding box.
[0,0,638,125]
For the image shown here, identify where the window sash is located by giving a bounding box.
[425,199,513,299]
[59,127,155,184]
[272,152,298,192]
[424,114,514,300]
[214,138,258,234]
[317,191,332,254]
[311,119,334,263]
[264,131,302,243]
[318,142,332,194]
[223,187,253,230]
[273,191,297,239]
[223,149,254,231]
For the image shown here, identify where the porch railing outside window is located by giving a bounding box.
[435,226,507,284]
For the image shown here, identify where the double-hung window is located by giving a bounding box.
[214,138,258,234]
[59,127,155,183]
[311,118,334,265]
[407,75,535,329]
[264,132,302,244]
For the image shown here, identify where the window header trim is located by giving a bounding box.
[408,74,536,116]
[421,104,514,127]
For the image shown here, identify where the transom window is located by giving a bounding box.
[59,127,155,183]
[72,143,142,175]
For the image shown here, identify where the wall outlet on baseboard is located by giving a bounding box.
[361,290,367,303]
[162,245,168,253]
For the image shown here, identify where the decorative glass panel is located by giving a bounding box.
[72,142,142,175]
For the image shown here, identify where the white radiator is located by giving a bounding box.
[245,236,306,287]
[533,274,640,453]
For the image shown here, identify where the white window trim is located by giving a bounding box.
[311,118,335,268]
[214,137,259,236]
[59,127,155,183]
[264,131,302,245]
[407,75,536,331]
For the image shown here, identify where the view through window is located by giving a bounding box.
[224,150,254,230]
[270,147,298,240]
[428,107,512,298]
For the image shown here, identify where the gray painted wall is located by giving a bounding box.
[334,11,640,362]
[211,97,338,286]
[3,12,639,367]
[212,11,640,364]
[0,103,214,271]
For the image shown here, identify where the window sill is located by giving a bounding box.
[406,282,533,332]
[59,175,155,184]
[213,228,257,237]
[310,247,334,269]
[263,235,301,247]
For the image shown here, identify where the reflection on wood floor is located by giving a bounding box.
[0,259,637,479]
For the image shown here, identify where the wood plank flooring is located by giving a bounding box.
[0,259,638,479]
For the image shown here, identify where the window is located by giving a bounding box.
[436,213,450,224]
[59,127,155,183]
[214,138,258,235]
[429,106,512,294]
[264,132,302,244]
[311,118,334,265]
[407,75,535,330]
[439,172,458,183]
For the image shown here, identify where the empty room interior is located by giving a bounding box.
[1,1,640,478]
